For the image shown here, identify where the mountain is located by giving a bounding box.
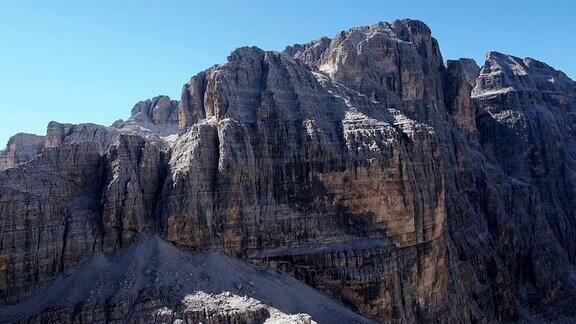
[1,19,575,323]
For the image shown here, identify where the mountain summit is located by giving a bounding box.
[1,19,576,323]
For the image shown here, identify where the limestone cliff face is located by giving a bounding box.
[113,95,180,137]
[170,46,452,322]
[0,96,179,172]
[444,58,480,140]
[468,52,576,318]
[100,134,169,253]
[0,142,103,304]
[0,133,46,171]
[1,19,576,323]
[285,20,576,321]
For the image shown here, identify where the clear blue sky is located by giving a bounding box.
[1,0,575,147]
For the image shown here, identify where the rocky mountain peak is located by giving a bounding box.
[130,95,179,126]
[473,51,576,104]
[114,95,180,138]
[447,58,480,86]
[1,18,576,323]
[0,133,46,171]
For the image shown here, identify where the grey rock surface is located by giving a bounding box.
[1,18,576,323]
[113,95,180,138]
[0,236,370,323]
[45,121,120,152]
[0,96,179,172]
[0,142,103,304]
[0,133,46,170]
[172,43,455,322]
[100,134,169,253]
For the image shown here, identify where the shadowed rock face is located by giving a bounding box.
[0,142,104,304]
[444,58,480,140]
[468,52,576,318]
[1,19,576,323]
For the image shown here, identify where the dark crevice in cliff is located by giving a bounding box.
[151,151,170,235]
[58,219,69,273]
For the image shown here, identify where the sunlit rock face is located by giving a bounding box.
[171,45,452,322]
[1,19,576,323]
[0,133,46,171]
[113,95,180,138]
[286,20,576,321]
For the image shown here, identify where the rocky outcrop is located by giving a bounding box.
[444,58,480,140]
[170,43,463,322]
[45,121,120,152]
[284,20,446,124]
[0,133,46,170]
[0,96,179,172]
[100,134,168,253]
[113,95,179,138]
[130,95,179,126]
[0,142,103,304]
[1,18,576,323]
[0,122,120,171]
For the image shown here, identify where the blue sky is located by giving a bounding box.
[1,0,575,147]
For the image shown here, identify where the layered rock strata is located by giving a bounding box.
[0,19,575,323]
[0,95,179,171]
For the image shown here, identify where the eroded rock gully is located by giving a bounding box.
[1,19,575,323]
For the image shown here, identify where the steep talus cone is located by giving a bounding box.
[0,237,370,323]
